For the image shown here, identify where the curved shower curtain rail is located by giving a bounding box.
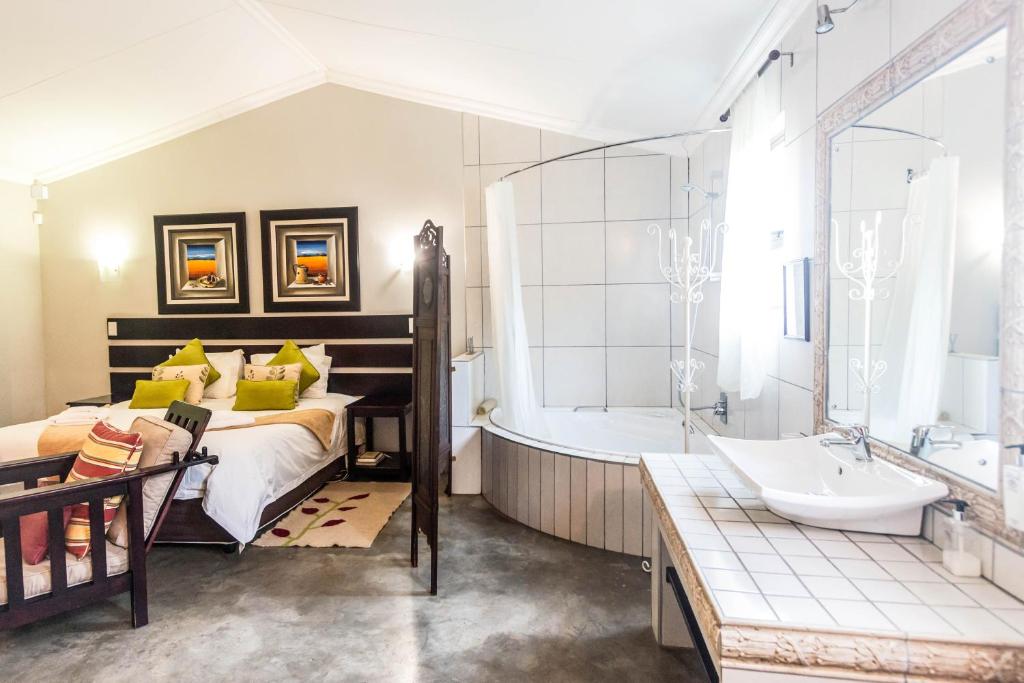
[499,127,731,181]
[849,124,947,152]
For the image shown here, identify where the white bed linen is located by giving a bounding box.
[0,393,363,543]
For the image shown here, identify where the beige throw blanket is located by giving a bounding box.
[37,425,94,457]
[208,409,337,451]
[37,408,337,457]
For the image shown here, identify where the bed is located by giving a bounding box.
[1,312,415,547]
[0,394,366,545]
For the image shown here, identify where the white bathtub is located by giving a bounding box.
[489,407,706,462]
[481,407,712,556]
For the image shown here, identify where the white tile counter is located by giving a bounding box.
[641,452,1024,682]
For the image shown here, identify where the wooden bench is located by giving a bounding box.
[0,401,215,629]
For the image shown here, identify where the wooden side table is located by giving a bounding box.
[66,394,113,408]
[346,393,412,480]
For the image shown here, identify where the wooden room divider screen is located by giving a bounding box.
[410,219,452,595]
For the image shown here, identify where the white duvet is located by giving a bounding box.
[0,393,363,543]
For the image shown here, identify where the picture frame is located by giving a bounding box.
[260,207,361,313]
[153,212,249,314]
[783,257,810,341]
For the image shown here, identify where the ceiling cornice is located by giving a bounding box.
[325,68,650,147]
[37,70,326,183]
[694,0,810,129]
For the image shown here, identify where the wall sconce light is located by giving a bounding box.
[390,237,413,272]
[29,180,48,200]
[92,234,127,283]
[816,1,860,35]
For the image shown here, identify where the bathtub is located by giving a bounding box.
[480,407,713,556]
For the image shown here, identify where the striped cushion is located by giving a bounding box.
[64,421,143,559]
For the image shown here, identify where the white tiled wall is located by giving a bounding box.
[463,115,687,407]
[685,0,970,442]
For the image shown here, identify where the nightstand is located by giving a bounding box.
[346,393,412,480]
[66,394,113,408]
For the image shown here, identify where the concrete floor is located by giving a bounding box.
[1,495,704,682]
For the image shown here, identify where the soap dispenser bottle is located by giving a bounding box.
[940,499,982,578]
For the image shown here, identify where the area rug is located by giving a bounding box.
[253,481,411,548]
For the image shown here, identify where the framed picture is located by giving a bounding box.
[153,212,249,314]
[783,257,811,341]
[260,207,360,312]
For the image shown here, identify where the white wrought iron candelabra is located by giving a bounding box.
[649,219,727,453]
[832,210,908,426]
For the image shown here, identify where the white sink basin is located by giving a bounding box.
[707,433,948,536]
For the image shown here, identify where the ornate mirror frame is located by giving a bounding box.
[813,0,1024,545]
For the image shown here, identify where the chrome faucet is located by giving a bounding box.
[910,424,960,456]
[820,424,872,462]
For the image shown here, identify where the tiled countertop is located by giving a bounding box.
[641,452,1024,681]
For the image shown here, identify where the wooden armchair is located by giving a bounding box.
[0,401,215,629]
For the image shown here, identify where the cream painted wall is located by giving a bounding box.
[40,84,465,414]
[0,180,46,426]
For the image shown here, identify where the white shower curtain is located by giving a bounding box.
[485,181,546,435]
[873,156,960,443]
[717,79,775,400]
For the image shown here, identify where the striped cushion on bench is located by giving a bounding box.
[64,421,142,559]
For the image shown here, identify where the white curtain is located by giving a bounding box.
[485,181,546,435]
[873,156,960,443]
[717,79,776,400]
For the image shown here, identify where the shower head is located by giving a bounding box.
[680,184,720,200]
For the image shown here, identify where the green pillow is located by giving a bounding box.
[129,379,189,409]
[158,338,220,386]
[267,340,320,394]
[232,380,298,411]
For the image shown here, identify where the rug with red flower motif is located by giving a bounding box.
[253,481,411,548]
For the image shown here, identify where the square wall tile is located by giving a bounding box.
[542,222,605,285]
[462,113,480,165]
[850,140,920,211]
[541,130,602,159]
[607,347,671,407]
[816,0,892,113]
[606,155,670,221]
[464,166,482,227]
[891,0,966,54]
[465,227,482,287]
[518,224,543,286]
[994,542,1024,602]
[744,376,780,440]
[543,285,605,346]
[479,117,540,164]
[466,287,483,348]
[483,286,542,348]
[607,220,672,284]
[670,156,690,219]
[541,158,605,223]
[481,163,542,225]
[779,382,813,439]
[607,284,670,346]
[781,1,818,141]
[544,347,606,407]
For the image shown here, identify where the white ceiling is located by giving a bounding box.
[0,0,803,183]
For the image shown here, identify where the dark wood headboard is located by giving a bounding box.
[106,315,412,403]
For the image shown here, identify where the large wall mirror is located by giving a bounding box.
[827,29,1006,491]
[814,0,1022,544]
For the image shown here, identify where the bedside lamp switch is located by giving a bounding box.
[107,321,118,337]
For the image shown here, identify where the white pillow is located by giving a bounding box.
[303,355,332,399]
[250,345,331,399]
[203,350,245,399]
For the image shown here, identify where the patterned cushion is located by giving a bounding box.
[64,421,143,559]
[152,363,209,404]
[107,416,193,548]
[244,362,302,400]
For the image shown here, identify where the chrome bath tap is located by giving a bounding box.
[910,424,961,456]
[820,424,873,462]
